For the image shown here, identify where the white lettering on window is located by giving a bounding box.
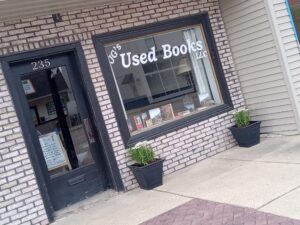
[111,40,208,68]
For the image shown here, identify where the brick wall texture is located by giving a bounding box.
[0,0,245,224]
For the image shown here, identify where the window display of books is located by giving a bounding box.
[127,96,216,133]
[128,103,175,133]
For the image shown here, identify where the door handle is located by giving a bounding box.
[83,118,95,144]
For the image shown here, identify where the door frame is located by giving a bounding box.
[0,42,124,222]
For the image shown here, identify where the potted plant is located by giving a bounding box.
[128,141,164,190]
[229,107,261,147]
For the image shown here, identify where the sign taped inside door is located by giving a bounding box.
[38,132,70,170]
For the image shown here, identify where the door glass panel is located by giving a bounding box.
[21,66,95,178]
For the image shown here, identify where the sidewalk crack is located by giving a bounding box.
[212,157,300,165]
[153,189,194,200]
[257,185,300,210]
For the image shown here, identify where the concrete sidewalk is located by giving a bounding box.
[53,136,300,225]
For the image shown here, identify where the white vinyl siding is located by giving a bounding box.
[220,0,299,135]
[273,0,300,111]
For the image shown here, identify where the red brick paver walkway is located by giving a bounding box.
[140,199,300,225]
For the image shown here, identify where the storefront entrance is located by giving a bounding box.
[13,52,108,210]
[0,44,125,218]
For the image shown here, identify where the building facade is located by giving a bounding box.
[221,0,300,135]
[0,0,299,224]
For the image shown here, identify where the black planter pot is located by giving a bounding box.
[229,121,261,147]
[129,159,164,190]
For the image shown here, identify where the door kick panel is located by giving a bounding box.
[68,174,86,186]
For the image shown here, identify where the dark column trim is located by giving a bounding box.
[72,44,124,191]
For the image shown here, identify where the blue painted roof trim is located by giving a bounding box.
[285,0,299,43]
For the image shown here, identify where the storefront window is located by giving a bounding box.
[105,25,223,135]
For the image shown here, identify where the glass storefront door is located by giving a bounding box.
[11,53,108,210]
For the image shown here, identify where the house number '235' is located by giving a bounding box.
[31,59,51,71]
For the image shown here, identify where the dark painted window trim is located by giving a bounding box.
[93,13,233,147]
[0,42,124,221]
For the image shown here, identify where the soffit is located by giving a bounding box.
[0,0,130,22]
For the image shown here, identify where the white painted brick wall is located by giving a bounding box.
[0,0,245,224]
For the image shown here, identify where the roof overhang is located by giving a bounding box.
[0,0,130,22]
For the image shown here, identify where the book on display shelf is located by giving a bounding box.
[149,107,162,125]
[161,104,174,121]
[133,115,144,130]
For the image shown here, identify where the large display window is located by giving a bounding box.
[105,26,222,135]
[94,14,233,145]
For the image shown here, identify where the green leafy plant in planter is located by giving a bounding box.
[229,107,261,147]
[129,145,155,166]
[234,108,250,128]
[128,141,164,190]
